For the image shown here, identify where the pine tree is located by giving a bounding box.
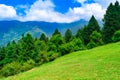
[0,47,6,67]
[64,29,73,43]
[82,15,100,44]
[75,29,82,39]
[102,1,120,43]
[19,33,37,61]
[40,33,48,43]
[52,28,61,36]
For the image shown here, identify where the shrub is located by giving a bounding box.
[21,59,35,72]
[48,51,60,61]
[112,30,120,42]
[72,38,85,51]
[40,51,49,63]
[59,38,85,55]
[0,62,22,77]
[87,40,97,49]
[90,31,103,45]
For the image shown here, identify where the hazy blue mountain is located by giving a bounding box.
[0,20,87,46]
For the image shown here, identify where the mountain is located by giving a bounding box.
[0,20,87,46]
[2,42,120,80]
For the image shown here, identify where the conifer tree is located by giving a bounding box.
[40,33,48,43]
[82,15,100,44]
[102,1,120,43]
[64,29,73,43]
[52,28,61,36]
[75,29,82,39]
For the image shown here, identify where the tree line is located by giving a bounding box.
[0,1,120,77]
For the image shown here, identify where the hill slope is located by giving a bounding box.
[1,42,120,80]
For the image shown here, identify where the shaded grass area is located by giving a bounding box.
[1,42,120,80]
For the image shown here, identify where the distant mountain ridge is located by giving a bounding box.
[0,19,87,46]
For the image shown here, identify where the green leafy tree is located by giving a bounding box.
[48,34,64,52]
[90,31,103,45]
[59,38,84,55]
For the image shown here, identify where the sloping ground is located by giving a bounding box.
[1,42,120,80]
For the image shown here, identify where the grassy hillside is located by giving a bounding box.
[1,42,120,80]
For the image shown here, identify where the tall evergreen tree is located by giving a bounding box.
[75,29,82,39]
[19,33,37,61]
[52,29,61,36]
[102,1,120,43]
[64,29,73,43]
[82,15,100,44]
[40,33,48,43]
[0,47,6,67]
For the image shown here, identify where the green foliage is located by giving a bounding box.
[48,51,60,61]
[0,47,5,60]
[4,42,120,80]
[90,31,103,45]
[75,29,84,42]
[0,62,22,77]
[87,40,97,49]
[64,29,73,43]
[82,15,100,44]
[75,39,85,50]
[87,31,103,49]
[21,59,35,72]
[39,51,49,63]
[19,33,37,61]
[52,28,61,36]
[40,33,48,43]
[102,1,120,43]
[59,38,84,55]
[48,34,64,52]
[112,30,120,42]
[2,2,120,77]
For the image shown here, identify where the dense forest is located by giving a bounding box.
[0,1,120,77]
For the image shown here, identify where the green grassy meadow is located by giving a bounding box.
[1,42,120,80]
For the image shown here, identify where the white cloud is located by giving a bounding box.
[0,4,17,20]
[95,0,120,8]
[0,0,117,23]
[19,0,105,23]
[69,3,106,21]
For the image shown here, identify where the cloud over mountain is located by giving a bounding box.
[0,0,119,23]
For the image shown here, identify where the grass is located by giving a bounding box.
[1,42,120,80]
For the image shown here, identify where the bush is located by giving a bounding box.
[59,38,85,55]
[72,38,85,51]
[21,59,35,72]
[90,31,103,45]
[0,62,22,77]
[48,51,60,61]
[40,51,49,64]
[112,30,120,42]
[87,40,97,49]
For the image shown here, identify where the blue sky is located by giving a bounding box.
[0,0,119,23]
